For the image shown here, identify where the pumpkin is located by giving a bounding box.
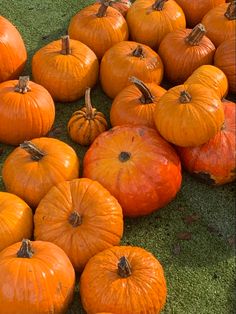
[109,0,132,16]
[201,2,236,47]
[83,125,182,217]
[0,16,27,83]
[68,1,129,60]
[154,84,224,147]
[80,246,167,314]
[174,0,226,28]
[177,100,236,185]
[100,41,164,99]
[214,37,236,94]
[67,88,108,146]
[110,76,166,128]
[2,138,79,208]
[185,65,228,99]
[158,23,215,83]
[0,192,33,252]
[32,35,99,102]
[0,76,55,146]
[126,0,186,49]
[34,178,123,272]
[0,239,75,314]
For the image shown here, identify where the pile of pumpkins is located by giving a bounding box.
[0,0,235,313]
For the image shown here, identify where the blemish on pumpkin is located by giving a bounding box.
[131,136,135,142]
[193,171,216,185]
[138,129,145,136]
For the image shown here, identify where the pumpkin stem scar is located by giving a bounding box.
[14,76,31,94]
[119,151,131,162]
[179,90,192,103]
[118,256,132,277]
[224,1,236,20]
[85,88,95,119]
[61,35,72,55]
[96,1,110,17]
[185,23,206,46]
[20,141,46,161]
[132,45,145,58]
[68,211,82,227]
[130,77,154,104]
[17,239,34,258]
[152,0,167,11]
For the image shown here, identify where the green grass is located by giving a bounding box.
[0,1,235,313]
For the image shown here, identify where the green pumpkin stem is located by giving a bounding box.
[61,35,71,55]
[118,256,132,278]
[97,1,110,17]
[179,90,192,103]
[68,211,82,227]
[20,141,46,161]
[152,0,167,10]
[132,45,145,58]
[85,88,95,119]
[14,76,31,94]
[224,1,236,20]
[185,23,206,46]
[17,239,34,258]
[130,77,154,104]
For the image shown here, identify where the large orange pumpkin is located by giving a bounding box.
[68,1,129,59]
[2,138,79,208]
[32,35,99,102]
[126,0,186,49]
[177,100,236,185]
[0,76,55,146]
[0,239,75,314]
[83,125,182,217]
[0,192,33,252]
[100,41,164,99]
[34,178,123,272]
[0,16,27,83]
[158,24,215,83]
[80,246,167,314]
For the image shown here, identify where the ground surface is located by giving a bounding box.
[0,1,235,313]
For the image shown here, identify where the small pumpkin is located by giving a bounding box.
[32,35,99,102]
[0,16,27,83]
[158,23,215,83]
[0,239,75,314]
[68,1,129,59]
[67,88,108,146]
[100,41,164,99]
[177,100,236,185]
[201,2,236,47]
[126,0,186,49]
[80,246,167,314]
[2,138,79,208]
[0,76,55,145]
[0,192,33,252]
[154,84,224,147]
[34,178,123,272]
[110,76,166,128]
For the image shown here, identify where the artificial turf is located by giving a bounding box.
[0,1,235,313]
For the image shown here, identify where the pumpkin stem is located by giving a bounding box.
[179,90,192,103]
[185,23,206,46]
[85,88,95,119]
[68,211,82,227]
[14,76,31,94]
[61,35,71,55]
[17,239,34,258]
[97,1,110,17]
[119,151,131,162]
[132,45,145,58]
[118,256,132,278]
[130,77,154,104]
[224,1,236,20]
[20,141,46,161]
[152,0,167,10]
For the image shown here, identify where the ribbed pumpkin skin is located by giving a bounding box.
[0,79,55,145]
[32,38,99,102]
[34,178,123,272]
[80,246,167,314]
[185,65,228,99]
[126,0,186,49]
[68,3,129,59]
[0,16,27,83]
[0,192,33,252]
[83,125,182,217]
[154,84,224,147]
[177,100,236,185]
[0,240,75,314]
[214,38,236,94]
[100,41,164,99]
[2,138,79,208]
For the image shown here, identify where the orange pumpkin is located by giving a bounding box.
[177,100,236,185]
[154,84,224,147]
[80,246,167,314]
[83,125,182,217]
[126,0,186,49]
[2,138,79,208]
[67,88,108,146]
[68,2,129,59]
[34,178,123,272]
[100,41,164,99]
[32,35,99,102]
[110,77,166,128]
[0,16,27,83]
[0,192,33,252]
[0,76,55,146]
[0,239,75,314]
[201,2,236,47]
[158,23,215,83]
[214,37,236,94]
